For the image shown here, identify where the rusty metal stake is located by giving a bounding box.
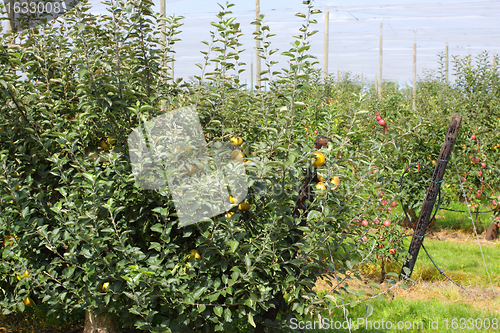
[400,113,462,280]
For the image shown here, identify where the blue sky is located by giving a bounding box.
[4,0,500,86]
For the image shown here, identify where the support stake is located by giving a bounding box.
[400,113,462,280]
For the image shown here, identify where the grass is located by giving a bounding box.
[297,296,500,333]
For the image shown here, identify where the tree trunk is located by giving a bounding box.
[401,204,418,229]
[83,310,117,333]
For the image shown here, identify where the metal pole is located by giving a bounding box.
[323,11,329,82]
[378,21,383,99]
[401,114,462,280]
[256,0,261,89]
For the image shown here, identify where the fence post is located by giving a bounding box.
[400,113,462,280]
[323,11,329,82]
[256,0,261,89]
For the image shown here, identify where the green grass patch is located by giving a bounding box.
[298,297,500,332]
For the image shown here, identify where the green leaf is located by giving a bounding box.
[214,306,223,317]
[228,240,239,252]
[248,312,256,328]
[365,303,373,318]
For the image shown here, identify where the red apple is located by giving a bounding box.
[382,199,388,205]
[377,254,383,260]
[493,199,497,206]
[495,216,500,220]
[469,186,473,190]
[472,204,478,210]
[362,235,368,242]
[389,248,396,255]
[481,162,486,168]
[467,197,473,202]
[383,220,391,227]
[378,244,384,249]
[388,208,392,214]
[376,115,382,121]
[373,219,380,225]
[385,257,391,263]
[475,194,482,199]
[361,220,369,226]
[478,189,482,194]
[471,134,476,140]
[376,112,380,116]
[314,130,318,134]
[390,200,397,207]
[460,177,466,183]
[478,170,483,176]
[378,119,386,126]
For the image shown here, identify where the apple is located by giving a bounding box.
[362,236,368,242]
[377,254,383,260]
[475,194,482,199]
[376,112,380,116]
[378,244,384,249]
[481,162,486,168]
[390,200,397,207]
[376,115,382,121]
[469,186,473,190]
[493,199,497,206]
[467,197,473,202]
[478,189,482,194]
[382,199,388,205]
[328,99,332,103]
[389,248,396,255]
[373,219,380,225]
[378,119,386,126]
[471,134,476,140]
[495,216,500,220]
[388,208,392,214]
[472,204,478,210]
[361,220,369,226]
[478,170,483,176]
[460,177,466,183]
[383,220,391,227]
[314,130,318,134]
[385,257,391,263]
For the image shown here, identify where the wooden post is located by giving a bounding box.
[394,76,397,92]
[323,11,329,82]
[360,72,363,89]
[378,21,383,99]
[493,56,497,91]
[467,45,471,68]
[250,60,253,91]
[256,0,261,89]
[412,39,417,111]
[5,0,15,32]
[337,69,340,83]
[400,114,462,280]
[445,43,449,83]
